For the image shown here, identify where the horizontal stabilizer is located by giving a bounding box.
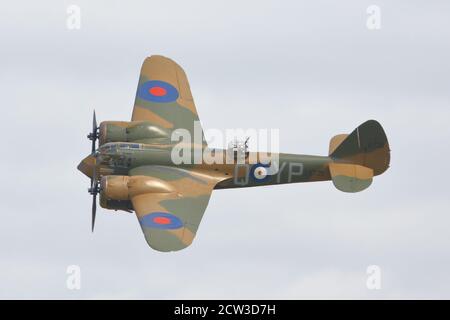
[329,163,373,193]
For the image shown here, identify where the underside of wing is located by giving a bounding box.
[129,166,225,252]
[132,55,202,137]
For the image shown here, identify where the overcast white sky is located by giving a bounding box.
[1,0,449,299]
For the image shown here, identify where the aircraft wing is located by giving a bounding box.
[132,55,202,137]
[129,165,224,252]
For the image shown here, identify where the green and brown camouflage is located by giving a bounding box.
[77,55,391,252]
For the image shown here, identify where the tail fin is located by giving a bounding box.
[328,120,390,192]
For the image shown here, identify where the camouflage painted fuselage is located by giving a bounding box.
[88,142,332,188]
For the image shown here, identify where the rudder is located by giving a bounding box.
[330,120,390,176]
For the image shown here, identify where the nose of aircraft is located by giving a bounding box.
[77,154,95,178]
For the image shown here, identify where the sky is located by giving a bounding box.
[0,0,449,299]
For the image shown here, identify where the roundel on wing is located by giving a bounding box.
[250,163,271,182]
[137,80,179,103]
[139,212,183,229]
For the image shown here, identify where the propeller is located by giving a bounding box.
[88,155,100,232]
[87,110,100,232]
[88,154,102,232]
[87,110,99,153]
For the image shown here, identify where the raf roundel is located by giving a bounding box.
[139,212,184,229]
[149,86,167,97]
[137,80,179,103]
[253,166,267,179]
[250,163,271,182]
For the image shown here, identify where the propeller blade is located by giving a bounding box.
[93,110,97,131]
[92,192,97,232]
[91,110,98,153]
[91,155,98,232]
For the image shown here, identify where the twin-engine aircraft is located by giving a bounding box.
[78,55,391,252]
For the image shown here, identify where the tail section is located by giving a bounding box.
[328,120,390,192]
[329,134,349,155]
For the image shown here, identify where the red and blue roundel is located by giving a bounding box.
[250,163,271,182]
[139,212,183,229]
[137,80,179,103]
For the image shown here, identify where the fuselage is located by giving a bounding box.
[78,142,333,190]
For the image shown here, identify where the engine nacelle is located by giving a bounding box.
[99,121,171,145]
[101,175,130,200]
[99,175,175,211]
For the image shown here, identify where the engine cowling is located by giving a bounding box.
[101,175,130,200]
[99,175,175,211]
[99,196,133,212]
[99,121,171,145]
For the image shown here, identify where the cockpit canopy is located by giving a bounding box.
[98,142,141,154]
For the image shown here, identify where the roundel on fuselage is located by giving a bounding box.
[250,163,271,182]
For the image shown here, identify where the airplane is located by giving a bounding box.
[77,55,391,252]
